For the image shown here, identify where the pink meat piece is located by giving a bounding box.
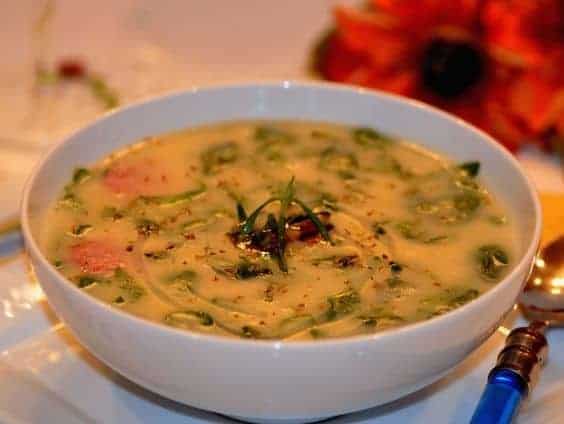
[70,240,123,275]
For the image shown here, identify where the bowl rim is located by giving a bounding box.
[20,80,543,350]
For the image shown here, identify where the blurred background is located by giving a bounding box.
[2,1,562,215]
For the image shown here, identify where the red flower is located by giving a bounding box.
[314,0,564,152]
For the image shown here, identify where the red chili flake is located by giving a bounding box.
[57,59,86,79]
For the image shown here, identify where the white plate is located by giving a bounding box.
[0,0,562,422]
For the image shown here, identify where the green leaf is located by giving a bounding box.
[69,224,92,237]
[352,127,393,148]
[358,307,404,326]
[136,219,160,237]
[138,183,206,205]
[143,250,170,260]
[386,276,409,289]
[77,275,99,288]
[457,161,480,177]
[319,147,358,179]
[454,192,481,213]
[326,290,360,321]
[254,126,294,144]
[115,268,145,300]
[72,168,91,184]
[394,220,447,244]
[113,295,125,305]
[165,310,214,328]
[294,198,333,244]
[278,315,316,336]
[275,177,296,273]
[475,245,509,280]
[316,192,339,211]
[241,325,261,338]
[167,269,198,283]
[101,206,124,220]
[419,287,480,318]
[201,141,239,175]
[235,259,272,279]
[236,202,247,222]
[240,197,278,235]
[309,328,325,339]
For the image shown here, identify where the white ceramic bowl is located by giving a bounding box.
[21,82,541,423]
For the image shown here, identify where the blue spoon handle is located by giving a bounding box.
[470,324,548,424]
[470,369,526,424]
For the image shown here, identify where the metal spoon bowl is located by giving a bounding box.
[519,235,564,326]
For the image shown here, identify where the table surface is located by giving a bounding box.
[0,1,562,423]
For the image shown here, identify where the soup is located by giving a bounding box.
[41,121,517,340]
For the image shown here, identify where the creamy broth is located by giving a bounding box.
[41,121,517,340]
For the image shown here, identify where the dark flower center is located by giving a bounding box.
[421,38,484,98]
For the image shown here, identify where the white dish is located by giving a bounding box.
[20,82,541,423]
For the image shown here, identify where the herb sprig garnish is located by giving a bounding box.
[235,177,334,272]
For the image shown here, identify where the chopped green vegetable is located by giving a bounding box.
[136,219,160,237]
[316,192,339,211]
[309,328,325,339]
[475,245,509,280]
[395,220,447,244]
[182,218,207,231]
[279,315,315,336]
[165,310,214,328]
[373,223,387,235]
[77,275,99,288]
[255,126,294,144]
[386,276,409,289]
[457,161,480,177]
[201,141,239,175]
[389,262,403,273]
[326,290,360,321]
[319,147,358,179]
[113,296,125,304]
[352,127,393,148]
[241,325,261,338]
[59,190,83,211]
[454,192,481,213]
[69,224,92,237]
[115,268,145,301]
[143,250,170,260]
[167,269,198,284]
[138,183,206,206]
[101,206,124,220]
[488,215,507,226]
[235,259,272,279]
[72,168,91,184]
[312,254,359,268]
[358,307,403,326]
[419,287,480,318]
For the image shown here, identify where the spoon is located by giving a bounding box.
[471,235,564,424]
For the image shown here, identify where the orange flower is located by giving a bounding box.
[314,0,564,152]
